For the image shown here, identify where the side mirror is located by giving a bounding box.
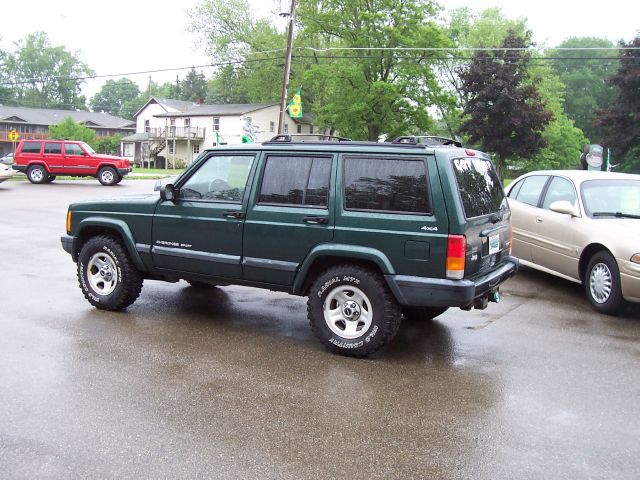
[549,200,579,217]
[160,184,177,202]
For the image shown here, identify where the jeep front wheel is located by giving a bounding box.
[77,235,143,311]
[27,165,47,184]
[98,166,118,186]
[307,265,401,357]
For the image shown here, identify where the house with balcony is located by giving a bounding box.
[121,97,322,168]
[0,105,135,157]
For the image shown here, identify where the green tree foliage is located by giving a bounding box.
[595,36,640,173]
[180,68,208,103]
[90,79,140,117]
[546,37,618,142]
[439,7,528,135]
[4,32,94,109]
[188,0,284,103]
[93,134,122,155]
[514,64,587,173]
[459,31,553,178]
[297,0,450,140]
[49,117,96,144]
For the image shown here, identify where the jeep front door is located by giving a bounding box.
[151,153,256,278]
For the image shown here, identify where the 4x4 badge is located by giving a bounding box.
[421,226,438,232]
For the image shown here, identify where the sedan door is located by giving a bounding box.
[530,176,582,280]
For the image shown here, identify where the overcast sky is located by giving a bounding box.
[1,0,637,103]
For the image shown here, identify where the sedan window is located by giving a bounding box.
[542,177,577,210]
[511,175,549,207]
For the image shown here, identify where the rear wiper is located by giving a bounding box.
[592,211,640,219]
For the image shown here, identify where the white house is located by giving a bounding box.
[121,97,323,167]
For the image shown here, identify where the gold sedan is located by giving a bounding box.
[506,170,640,315]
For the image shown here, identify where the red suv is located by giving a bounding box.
[12,139,131,186]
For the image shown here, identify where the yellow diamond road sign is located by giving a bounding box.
[9,130,19,142]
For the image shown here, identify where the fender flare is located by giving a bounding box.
[76,217,147,272]
[292,244,395,295]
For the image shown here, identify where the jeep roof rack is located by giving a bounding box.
[265,134,352,143]
[390,135,462,147]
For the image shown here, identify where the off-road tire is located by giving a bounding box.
[27,165,47,184]
[402,306,449,321]
[307,264,402,357]
[77,235,143,311]
[98,167,118,186]
[585,250,625,315]
[114,175,123,185]
[43,175,56,184]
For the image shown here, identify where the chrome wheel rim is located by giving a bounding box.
[101,170,114,184]
[87,252,118,295]
[323,285,372,339]
[30,168,44,182]
[589,262,612,304]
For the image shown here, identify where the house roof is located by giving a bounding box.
[154,103,278,118]
[0,105,135,129]
[132,97,197,119]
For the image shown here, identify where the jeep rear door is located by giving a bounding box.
[242,152,335,285]
[151,152,256,278]
[445,154,511,278]
[334,153,448,278]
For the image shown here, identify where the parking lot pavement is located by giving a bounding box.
[1,179,639,479]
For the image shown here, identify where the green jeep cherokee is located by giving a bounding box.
[61,135,518,357]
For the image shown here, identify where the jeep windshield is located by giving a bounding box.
[582,179,640,218]
[80,142,96,155]
[451,156,506,218]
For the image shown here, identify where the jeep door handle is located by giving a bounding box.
[303,216,328,225]
[222,211,245,219]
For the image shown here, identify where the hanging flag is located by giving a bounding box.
[288,87,303,119]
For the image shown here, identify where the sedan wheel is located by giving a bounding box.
[585,251,625,315]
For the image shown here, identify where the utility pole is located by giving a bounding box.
[277,0,297,135]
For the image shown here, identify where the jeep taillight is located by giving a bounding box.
[446,234,466,279]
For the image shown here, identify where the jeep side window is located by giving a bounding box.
[343,157,430,214]
[258,155,331,207]
[21,141,42,154]
[178,154,254,202]
[44,143,62,154]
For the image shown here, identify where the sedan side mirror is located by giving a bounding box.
[160,184,177,202]
[549,200,579,217]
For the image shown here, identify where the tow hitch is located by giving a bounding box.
[462,289,501,311]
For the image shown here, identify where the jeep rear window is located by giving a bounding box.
[21,142,41,154]
[344,157,429,214]
[452,157,505,218]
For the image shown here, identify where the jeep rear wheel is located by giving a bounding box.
[27,165,47,184]
[77,235,143,311]
[307,265,401,357]
[98,167,118,186]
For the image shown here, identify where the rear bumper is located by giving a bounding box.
[385,256,519,307]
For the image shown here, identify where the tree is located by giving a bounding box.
[180,68,207,102]
[49,117,96,144]
[94,134,122,155]
[595,36,640,173]
[297,0,450,140]
[547,37,618,143]
[459,30,553,178]
[5,32,94,109]
[90,79,140,117]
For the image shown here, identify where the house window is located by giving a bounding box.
[310,125,314,134]
[193,143,200,154]
[144,119,150,133]
[184,118,190,127]
[123,143,133,157]
[170,118,176,137]
[284,123,289,134]
[169,140,175,154]
[297,124,302,134]
[213,117,220,131]
[270,121,275,133]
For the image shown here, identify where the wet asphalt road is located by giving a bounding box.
[1,179,639,479]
